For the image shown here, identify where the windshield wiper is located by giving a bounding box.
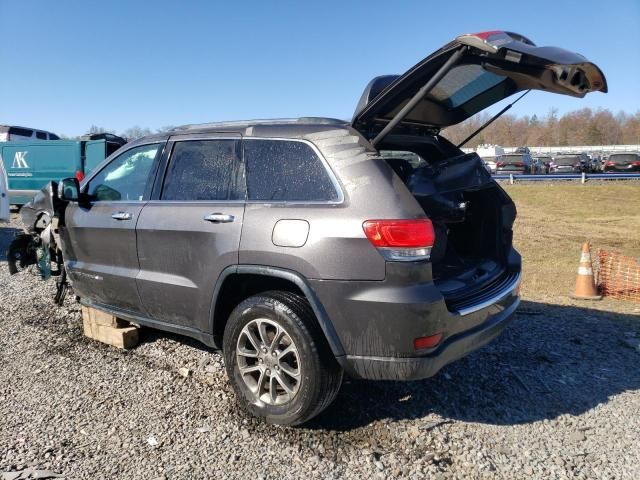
[457,90,531,148]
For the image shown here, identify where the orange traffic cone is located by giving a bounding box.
[572,242,602,300]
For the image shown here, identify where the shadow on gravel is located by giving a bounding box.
[309,300,640,431]
[0,226,19,262]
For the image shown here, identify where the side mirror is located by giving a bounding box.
[58,177,80,202]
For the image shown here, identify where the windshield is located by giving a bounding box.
[609,154,638,164]
[554,155,581,165]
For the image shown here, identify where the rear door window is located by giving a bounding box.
[244,139,339,202]
[88,143,161,202]
[161,140,243,201]
[35,131,47,139]
[49,133,60,140]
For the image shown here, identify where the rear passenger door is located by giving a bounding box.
[238,139,346,277]
[135,135,245,331]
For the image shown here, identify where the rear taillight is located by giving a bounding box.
[75,170,85,182]
[632,161,640,167]
[606,161,616,166]
[496,161,505,167]
[514,162,524,167]
[363,219,435,262]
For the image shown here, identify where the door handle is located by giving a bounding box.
[111,212,133,220]
[204,213,235,223]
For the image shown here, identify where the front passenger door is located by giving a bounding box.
[62,143,163,314]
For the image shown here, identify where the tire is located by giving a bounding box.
[223,291,342,426]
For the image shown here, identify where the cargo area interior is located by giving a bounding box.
[380,134,516,305]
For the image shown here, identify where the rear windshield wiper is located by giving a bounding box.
[456,90,530,148]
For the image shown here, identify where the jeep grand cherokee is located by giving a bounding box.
[13,30,606,425]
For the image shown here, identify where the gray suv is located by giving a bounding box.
[12,31,606,425]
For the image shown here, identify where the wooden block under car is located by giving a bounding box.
[81,306,139,349]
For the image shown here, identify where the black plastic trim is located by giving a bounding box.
[81,298,217,348]
[209,265,346,358]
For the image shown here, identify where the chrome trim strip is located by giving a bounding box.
[455,271,521,316]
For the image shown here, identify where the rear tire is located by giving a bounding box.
[223,291,342,426]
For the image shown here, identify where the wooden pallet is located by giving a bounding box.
[81,306,139,349]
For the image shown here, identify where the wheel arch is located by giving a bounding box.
[210,265,345,359]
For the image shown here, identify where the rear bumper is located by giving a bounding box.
[342,295,519,380]
[309,256,521,381]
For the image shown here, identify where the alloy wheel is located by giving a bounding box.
[236,318,301,406]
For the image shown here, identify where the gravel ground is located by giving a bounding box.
[1,213,639,479]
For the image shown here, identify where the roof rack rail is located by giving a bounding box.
[171,117,346,132]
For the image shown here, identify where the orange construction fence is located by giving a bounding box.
[596,249,640,302]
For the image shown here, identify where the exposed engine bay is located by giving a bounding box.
[8,182,69,305]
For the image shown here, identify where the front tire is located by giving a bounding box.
[223,291,342,425]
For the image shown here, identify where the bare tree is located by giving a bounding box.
[87,125,108,135]
[442,107,640,147]
[121,126,153,141]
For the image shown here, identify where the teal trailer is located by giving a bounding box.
[0,136,124,205]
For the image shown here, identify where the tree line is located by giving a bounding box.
[441,108,640,148]
[79,125,176,141]
[76,107,640,148]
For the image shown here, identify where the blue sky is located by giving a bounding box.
[1,0,638,137]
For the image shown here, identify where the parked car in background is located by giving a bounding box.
[8,29,607,425]
[549,153,588,173]
[535,155,552,174]
[476,144,505,173]
[1,133,126,205]
[585,154,600,172]
[0,125,60,141]
[530,156,546,174]
[496,153,537,174]
[604,152,640,172]
[0,157,9,222]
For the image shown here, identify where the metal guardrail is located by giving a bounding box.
[463,145,640,155]
[493,173,640,182]
[503,145,640,155]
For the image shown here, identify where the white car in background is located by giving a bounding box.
[476,144,505,173]
[0,155,9,222]
[0,125,60,141]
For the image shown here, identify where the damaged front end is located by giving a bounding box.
[8,182,69,305]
